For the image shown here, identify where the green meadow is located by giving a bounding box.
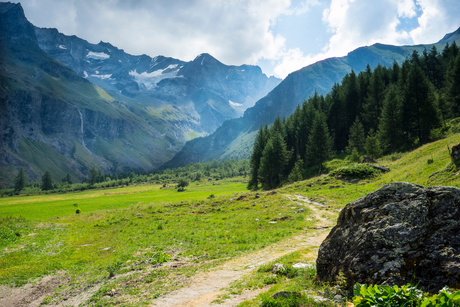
[1,134,460,306]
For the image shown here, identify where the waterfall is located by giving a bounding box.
[77,109,92,155]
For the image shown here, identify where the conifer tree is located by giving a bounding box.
[258,131,288,190]
[306,112,333,173]
[446,53,460,117]
[288,157,304,183]
[365,129,382,159]
[248,126,267,190]
[14,167,27,193]
[379,85,403,151]
[66,173,72,185]
[346,119,365,153]
[402,64,440,144]
[41,171,53,191]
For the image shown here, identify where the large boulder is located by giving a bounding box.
[316,182,460,293]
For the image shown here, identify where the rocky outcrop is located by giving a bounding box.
[316,182,460,293]
[450,143,460,165]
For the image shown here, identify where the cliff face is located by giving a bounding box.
[0,3,171,186]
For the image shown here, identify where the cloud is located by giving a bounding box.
[18,0,291,67]
[16,0,460,80]
[410,0,460,44]
[272,0,459,78]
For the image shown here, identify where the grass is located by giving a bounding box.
[2,134,460,305]
[0,177,316,305]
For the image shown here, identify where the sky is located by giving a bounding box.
[16,0,460,79]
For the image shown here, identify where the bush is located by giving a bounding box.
[352,283,460,307]
[330,164,380,179]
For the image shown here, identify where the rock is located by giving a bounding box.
[298,208,306,213]
[369,164,390,173]
[361,155,377,163]
[271,291,300,299]
[255,193,261,199]
[333,294,343,303]
[236,195,246,200]
[255,218,260,222]
[316,182,460,293]
[273,216,289,221]
[292,262,314,269]
[329,185,345,189]
[450,143,460,165]
[272,263,285,272]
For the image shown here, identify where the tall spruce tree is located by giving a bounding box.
[14,167,27,193]
[446,53,460,117]
[402,64,440,144]
[288,156,304,183]
[365,129,382,159]
[41,171,53,191]
[258,131,288,190]
[379,85,403,151]
[248,125,268,190]
[346,119,365,153]
[306,112,333,173]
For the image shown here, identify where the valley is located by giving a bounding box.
[1,133,460,306]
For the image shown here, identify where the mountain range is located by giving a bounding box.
[1,2,460,188]
[163,27,460,169]
[0,2,279,187]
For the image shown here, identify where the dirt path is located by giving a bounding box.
[151,195,336,307]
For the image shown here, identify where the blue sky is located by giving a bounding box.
[17,0,460,78]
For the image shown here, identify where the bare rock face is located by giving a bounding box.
[450,143,460,165]
[316,182,460,293]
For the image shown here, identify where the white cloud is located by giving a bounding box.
[16,0,460,80]
[410,0,460,44]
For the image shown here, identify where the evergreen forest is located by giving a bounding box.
[249,43,460,190]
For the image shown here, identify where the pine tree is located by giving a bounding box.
[346,119,365,153]
[66,173,72,185]
[41,171,53,191]
[258,131,288,190]
[14,168,27,193]
[379,85,403,151]
[306,112,333,173]
[248,126,267,190]
[446,53,460,117]
[402,64,440,144]
[365,129,382,159]
[288,157,304,183]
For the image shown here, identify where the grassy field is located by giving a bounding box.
[1,134,460,306]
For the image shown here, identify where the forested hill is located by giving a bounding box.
[163,27,460,169]
[248,43,460,190]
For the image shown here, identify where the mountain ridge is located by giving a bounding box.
[163,26,460,169]
[0,2,280,187]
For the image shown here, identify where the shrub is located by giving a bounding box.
[352,283,460,307]
[330,164,380,179]
[151,252,171,265]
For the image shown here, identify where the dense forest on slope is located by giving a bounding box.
[249,43,460,190]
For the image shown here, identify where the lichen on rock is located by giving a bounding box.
[316,182,460,293]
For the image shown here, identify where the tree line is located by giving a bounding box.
[249,42,460,190]
[5,159,250,196]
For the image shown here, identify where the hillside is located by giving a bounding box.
[164,27,460,169]
[0,2,280,188]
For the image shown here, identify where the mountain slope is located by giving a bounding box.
[0,2,280,187]
[34,27,280,134]
[163,27,460,168]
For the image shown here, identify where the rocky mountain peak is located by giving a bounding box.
[0,2,37,45]
[438,26,460,44]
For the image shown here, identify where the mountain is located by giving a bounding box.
[34,28,280,134]
[163,27,460,169]
[0,2,280,187]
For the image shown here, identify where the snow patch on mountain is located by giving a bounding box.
[86,51,110,60]
[58,44,66,49]
[229,100,242,107]
[129,64,180,89]
[90,74,112,80]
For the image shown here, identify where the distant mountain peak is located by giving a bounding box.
[438,26,460,44]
